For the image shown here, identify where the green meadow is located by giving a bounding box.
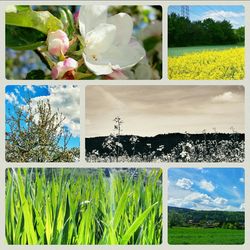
[5,168,162,245]
[168,44,244,57]
[168,227,244,245]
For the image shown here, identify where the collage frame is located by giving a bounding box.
[0,0,249,249]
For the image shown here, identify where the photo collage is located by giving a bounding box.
[1,0,249,249]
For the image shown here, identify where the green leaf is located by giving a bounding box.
[16,6,31,12]
[6,9,63,34]
[17,169,38,244]
[6,25,46,50]
[120,202,158,244]
[113,185,129,231]
[59,7,75,39]
[26,70,45,80]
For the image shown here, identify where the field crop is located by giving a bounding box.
[5,168,162,245]
[168,227,244,245]
[86,138,244,163]
[168,48,244,80]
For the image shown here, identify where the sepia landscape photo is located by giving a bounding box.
[85,85,244,162]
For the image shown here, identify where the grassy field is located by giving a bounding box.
[5,168,162,245]
[168,44,244,57]
[168,227,245,245]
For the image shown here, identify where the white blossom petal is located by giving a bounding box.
[84,40,145,75]
[85,23,116,56]
[108,13,133,45]
[102,40,146,69]
[79,5,108,36]
[83,53,113,75]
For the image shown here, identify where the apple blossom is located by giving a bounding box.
[51,58,78,79]
[78,5,146,75]
[47,30,69,57]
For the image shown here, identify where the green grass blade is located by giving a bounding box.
[120,202,158,244]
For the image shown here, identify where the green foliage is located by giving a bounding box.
[5,168,162,245]
[168,13,243,47]
[26,69,45,79]
[234,27,245,44]
[59,7,75,39]
[6,25,46,50]
[6,7,63,34]
[168,227,244,244]
[6,7,63,51]
[168,207,245,229]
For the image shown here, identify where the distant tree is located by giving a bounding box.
[168,13,240,47]
[6,98,79,162]
[235,27,245,44]
[168,212,184,228]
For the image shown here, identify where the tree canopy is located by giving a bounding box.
[168,13,244,47]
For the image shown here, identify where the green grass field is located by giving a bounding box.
[168,227,245,245]
[5,168,162,245]
[168,44,244,57]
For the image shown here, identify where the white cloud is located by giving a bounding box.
[14,88,20,95]
[168,191,230,211]
[5,92,18,104]
[214,197,228,205]
[240,203,245,211]
[203,10,244,20]
[240,177,244,183]
[31,85,80,137]
[199,179,215,192]
[211,91,241,103]
[176,178,193,190]
[185,192,212,203]
[25,85,36,93]
[202,10,244,28]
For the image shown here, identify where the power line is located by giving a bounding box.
[181,6,190,19]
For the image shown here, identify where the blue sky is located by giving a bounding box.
[168,168,245,211]
[5,85,80,149]
[168,5,245,28]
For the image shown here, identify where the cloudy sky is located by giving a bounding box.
[168,168,245,211]
[168,5,245,28]
[5,85,80,148]
[86,85,244,137]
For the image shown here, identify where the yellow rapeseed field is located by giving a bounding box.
[168,48,245,80]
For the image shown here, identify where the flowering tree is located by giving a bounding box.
[6,5,162,80]
[6,98,79,162]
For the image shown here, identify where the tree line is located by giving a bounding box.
[168,13,245,47]
[168,206,245,229]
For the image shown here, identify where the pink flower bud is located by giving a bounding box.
[74,10,80,23]
[47,30,69,57]
[51,58,78,80]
